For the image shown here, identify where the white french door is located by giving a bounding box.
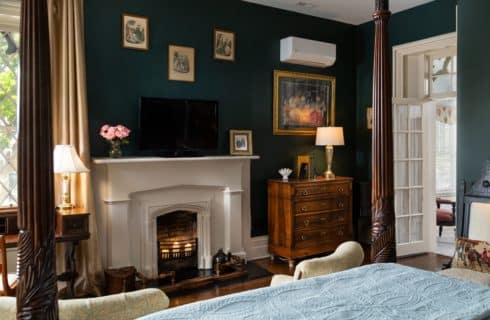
[392,33,456,256]
[394,104,427,256]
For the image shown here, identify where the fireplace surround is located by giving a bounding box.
[92,156,265,278]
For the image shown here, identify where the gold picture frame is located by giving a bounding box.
[168,44,195,82]
[229,130,253,156]
[214,28,235,62]
[122,13,149,51]
[273,70,336,135]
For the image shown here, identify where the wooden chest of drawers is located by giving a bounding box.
[268,177,353,268]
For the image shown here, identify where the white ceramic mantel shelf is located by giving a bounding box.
[92,155,260,164]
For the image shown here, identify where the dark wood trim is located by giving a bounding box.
[370,0,396,263]
[0,208,17,215]
[16,0,58,318]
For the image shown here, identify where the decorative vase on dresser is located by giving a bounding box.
[268,177,353,269]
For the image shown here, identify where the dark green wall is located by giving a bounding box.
[355,0,457,181]
[85,0,357,236]
[457,0,490,186]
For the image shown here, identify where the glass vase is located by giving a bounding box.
[108,140,122,158]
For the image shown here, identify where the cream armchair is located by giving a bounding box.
[0,288,169,320]
[270,241,364,286]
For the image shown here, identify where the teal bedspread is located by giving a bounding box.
[139,263,490,320]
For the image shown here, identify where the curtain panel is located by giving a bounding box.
[48,0,103,297]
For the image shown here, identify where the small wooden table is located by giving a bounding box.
[5,208,90,298]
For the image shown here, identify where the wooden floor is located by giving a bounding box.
[168,253,450,308]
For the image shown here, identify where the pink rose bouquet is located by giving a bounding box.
[100,124,131,157]
[100,124,131,142]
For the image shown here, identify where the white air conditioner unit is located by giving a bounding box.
[280,36,336,68]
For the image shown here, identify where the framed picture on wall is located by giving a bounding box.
[273,70,336,135]
[367,107,373,129]
[122,13,149,50]
[229,130,253,155]
[168,45,195,82]
[214,28,235,61]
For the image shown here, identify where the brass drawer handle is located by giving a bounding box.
[304,220,310,227]
[301,234,306,241]
[337,201,345,208]
[338,187,344,193]
[302,190,309,196]
[301,207,307,212]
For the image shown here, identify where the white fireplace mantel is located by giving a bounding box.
[92,155,267,276]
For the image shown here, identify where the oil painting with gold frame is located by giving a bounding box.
[273,70,335,135]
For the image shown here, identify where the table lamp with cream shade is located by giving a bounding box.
[315,127,344,180]
[53,145,89,209]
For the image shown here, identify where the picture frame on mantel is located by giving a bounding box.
[273,70,336,136]
[168,44,195,82]
[214,28,235,62]
[122,13,149,50]
[229,130,253,156]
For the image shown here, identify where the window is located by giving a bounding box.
[0,1,20,208]
[429,54,457,98]
[0,31,19,208]
[435,98,457,196]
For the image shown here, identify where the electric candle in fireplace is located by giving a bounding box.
[172,242,181,258]
[184,243,192,257]
[161,249,170,259]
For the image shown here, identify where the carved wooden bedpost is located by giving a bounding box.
[17,0,58,318]
[371,0,396,263]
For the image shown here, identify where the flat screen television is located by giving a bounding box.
[139,97,219,156]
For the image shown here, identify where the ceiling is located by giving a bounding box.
[242,0,436,25]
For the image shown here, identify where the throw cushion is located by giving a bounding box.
[452,237,490,273]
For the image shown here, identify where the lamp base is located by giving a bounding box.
[324,170,336,180]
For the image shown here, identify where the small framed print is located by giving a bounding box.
[230,130,253,156]
[168,45,195,82]
[214,28,235,62]
[367,107,373,130]
[122,14,149,50]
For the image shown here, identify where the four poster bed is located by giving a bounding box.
[14,0,490,319]
[139,264,490,320]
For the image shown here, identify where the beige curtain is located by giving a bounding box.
[48,0,103,296]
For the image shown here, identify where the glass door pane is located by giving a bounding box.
[394,104,424,248]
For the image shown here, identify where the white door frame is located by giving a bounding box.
[392,32,457,257]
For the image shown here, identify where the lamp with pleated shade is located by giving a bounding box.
[315,127,344,179]
[53,145,89,209]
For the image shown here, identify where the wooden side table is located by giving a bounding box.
[56,208,90,298]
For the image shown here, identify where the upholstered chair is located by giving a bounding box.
[0,288,170,320]
[0,235,17,296]
[438,202,490,286]
[270,241,364,286]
